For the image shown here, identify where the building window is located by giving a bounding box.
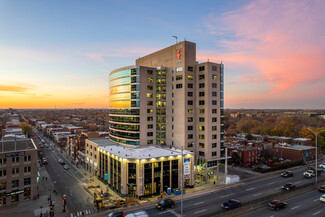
[199,74,205,80]
[147,140,153,144]
[212,100,217,105]
[147,109,153,113]
[199,92,205,97]
[94,147,97,151]
[0,159,6,165]
[199,151,205,157]
[24,155,31,161]
[199,100,205,105]
[212,66,217,71]
[212,152,217,156]
[212,83,217,88]
[188,75,193,80]
[212,74,217,80]
[188,66,193,71]
[199,83,205,88]
[147,124,153,129]
[188,126,193,131]
[212,118,217,122]
[147,101,153,106]
[199,143,205,148]
[188,117,193,122]
[199,117,205,122]
[24,166,31,173]
[24,178,31,186]
[212,126,217,131]
[176,75,183,80]
[176,84,183,89]
[0,182,6,190]
[188,100,193,105]
[147,78,153,83]
[0,170,6,177]
[12,180,19,188]
[199,66,205,71]
[188,83,193,88]
[147,70,153,75]
[12,157,19,163]
[199,109,205,114]
[212,92,217,97]
[147,132,153,137]
[212,134,217,139]
[188,109,193,114]
[199,126,205,131]
[12,168,19,175]
[187,142,193,148]
[188,92,193,97]
[147,93,153,98]
[147,85,153,90]
[212,143,217,148]
[212,109,217,114]
[188,134,193,139]
[199,134,205,139]
[147,116,153,121]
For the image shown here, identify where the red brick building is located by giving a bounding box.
[274,145,316,161]
[292,138,312,146]
[228,146,259,164]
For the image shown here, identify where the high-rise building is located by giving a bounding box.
[108,40,224,169]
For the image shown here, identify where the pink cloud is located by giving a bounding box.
[59,73,79,80]
[201,0,325,99]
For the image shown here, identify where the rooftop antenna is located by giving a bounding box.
[172,36,178,44]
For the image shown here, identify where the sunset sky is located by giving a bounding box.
[1,0,325,109]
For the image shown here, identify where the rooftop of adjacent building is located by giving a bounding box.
[0,138,37,153]
[276,144,315,151]
[293,138,311,141]
[87,138,193,159]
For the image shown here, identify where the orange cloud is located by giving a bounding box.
[0,85,31,92]
[201,0,325,100]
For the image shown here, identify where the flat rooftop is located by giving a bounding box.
[0,138,37,153]
[88,138,193,159]
[277,144,315,151]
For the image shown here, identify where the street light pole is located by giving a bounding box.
[181,147,183,217]
[307,128,325,184]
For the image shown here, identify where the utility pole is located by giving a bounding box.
[225,148,228,185]
[181,147,183,217]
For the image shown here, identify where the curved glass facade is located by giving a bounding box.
[108,66,140,146]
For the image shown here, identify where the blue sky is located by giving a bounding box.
[1,0,325,109]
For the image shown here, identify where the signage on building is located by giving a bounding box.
[184,158,190,175]
[6,190,24,196]
[104,173,110,180]
[5,151,25,157]
[177,49,181,63]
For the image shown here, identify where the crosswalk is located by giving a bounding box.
[70,208,97,216]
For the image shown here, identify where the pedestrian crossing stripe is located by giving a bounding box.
[70,209,95,216]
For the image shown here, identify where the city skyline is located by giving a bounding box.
[1,0,325,109]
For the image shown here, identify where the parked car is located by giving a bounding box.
[268,200,287,210]
[63,165,69,170]
[58,159,65,165]
[281,171,293,178]
[244,162,253,167]
[320,194,325,203]
[106,211,125,217]
[156,199,175,210]
[125,211,148,217]
[221,199,241,210]
[319,163,325,169]
[282,182,296,190]
[304,170,316,178]
[318,185,325,193]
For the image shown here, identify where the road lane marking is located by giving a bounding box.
[193,201,205,205]
[167,209,181,217]
[275,187,281,189]
[314,198,319,201]
[195,209,207,214]
[313,211,321,215]
[246,187,255,191]
[220,194,234,198]
[291,205,300,210]
[253,193,261,197]
[158,211,169,215]
[268,182,275,185]
[295,181,301,184]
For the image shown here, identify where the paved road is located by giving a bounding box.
[96,168,324,217]
[35,129,96,217]
[241,189,325,217]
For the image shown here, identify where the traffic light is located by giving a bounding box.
[37,177,39,183]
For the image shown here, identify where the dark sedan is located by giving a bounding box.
[319,185,325,193]
[281,171,293,178]
[221,199,241,210]
[268,200,287,210]
[282,182,296,190]
[156,199,175,210]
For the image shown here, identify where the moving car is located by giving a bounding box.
[63,165,69,170]
[282,182,295,190]
[58,159,65,165]
[318,185,325,193]
[156,199,175,210]
[125,211,148,217]
[304,170,316,178]
[268,200,287,210]
[106,211,125,217]
[319,163,325,169]
[42,158,48,165]
[320,194,325,203]
[221,199,241,210]
[281,171,293,178]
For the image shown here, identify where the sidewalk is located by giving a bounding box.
[0,162,69,217]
